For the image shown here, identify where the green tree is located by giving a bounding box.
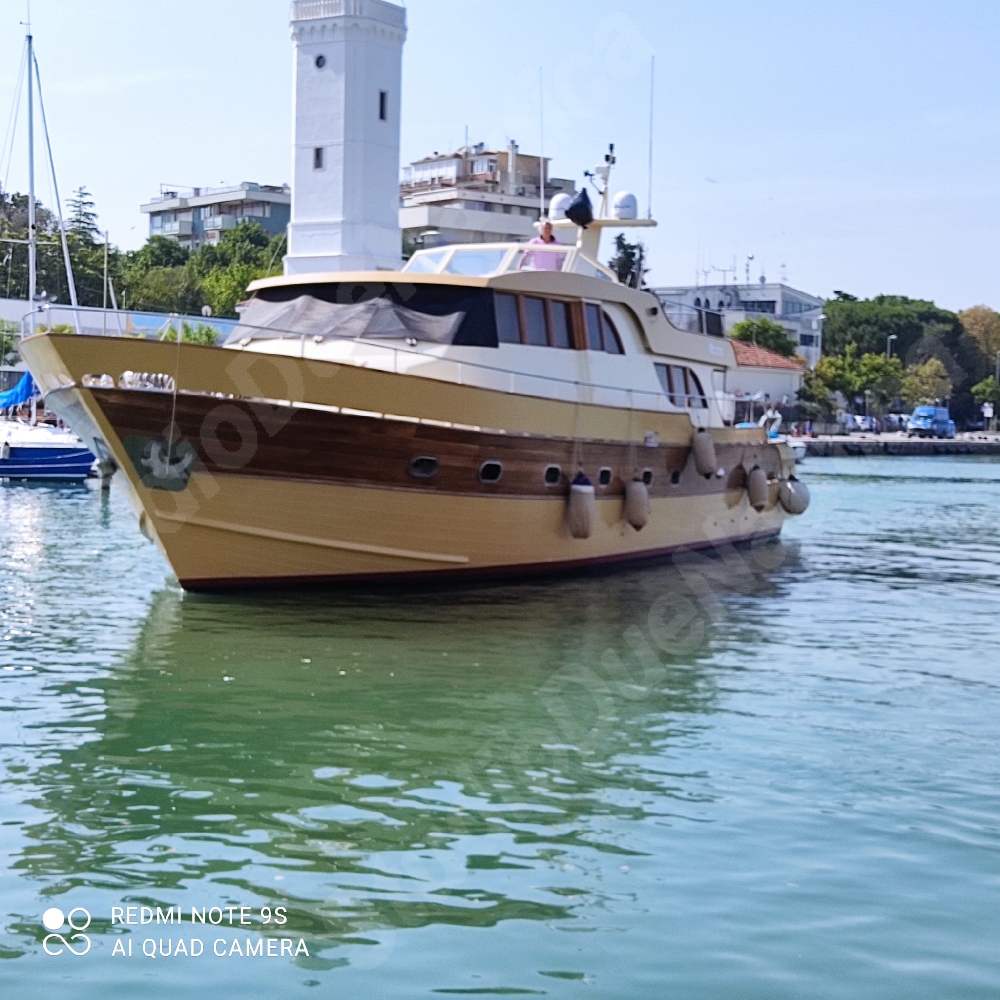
[959,305,1000,361]
[815,344,903,409]
[67,186,100,244]
[729,317,797,358]
[187,222,284,318]
[126,266,204,315]
[161,321,220,346]
[822,293,963,359]
[901,358,952,406]
[796,367,833,418]
[125,236,191,277]
[607,234,645,287]
[971,376,1000,408]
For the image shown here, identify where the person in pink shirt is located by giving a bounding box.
[521,219,564,271]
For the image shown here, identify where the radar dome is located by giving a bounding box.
[613,191,638,220]
[548,192,573,220]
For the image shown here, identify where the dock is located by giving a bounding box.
[804,434,1000,457]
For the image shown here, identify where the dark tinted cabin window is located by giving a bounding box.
[543,464,561,485]
[668,365,687,406]
[602,311,624,353]
[598,467,612,486]
[654,363,670,395]
[688,370,709,408]
[494,293,520,343]
[548,301,572,348]
[704,309,723,337]
[522,296,548,346]
[585,303,603,351]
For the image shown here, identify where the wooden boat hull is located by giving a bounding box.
[21,334,797,589]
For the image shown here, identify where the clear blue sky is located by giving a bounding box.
[1,0,997,310]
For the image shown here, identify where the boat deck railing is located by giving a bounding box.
[22,303,738,423]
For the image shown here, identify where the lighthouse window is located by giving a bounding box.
[379,90,388,121]
[313,147,324,170]
[315,54,326,69]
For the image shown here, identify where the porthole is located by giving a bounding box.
[315,54,326,68]
[479,460,503,484]
[597,467,613,487]
[670,469,681,486]
[408,456,439,479]
[543,464,561,486]
[641,468,653,486]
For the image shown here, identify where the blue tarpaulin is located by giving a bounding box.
[0,373,38,409]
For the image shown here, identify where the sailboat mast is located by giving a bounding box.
[25,24,36,312]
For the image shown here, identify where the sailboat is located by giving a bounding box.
[0,17,96,483]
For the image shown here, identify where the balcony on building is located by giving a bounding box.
[202,215,238,232]
[161,219,193,237]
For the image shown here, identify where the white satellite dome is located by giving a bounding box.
[612,191,638,220]
[548,192,573,220]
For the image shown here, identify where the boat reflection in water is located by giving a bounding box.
[9,541,796,978]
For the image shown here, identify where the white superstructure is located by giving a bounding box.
[285,0,407,275]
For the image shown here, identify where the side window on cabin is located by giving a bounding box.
[494,293,520,343]
[584,304,603,351]
[655,364,709,408]
[522,296,548,346]
[687,369,708,408]
[602,311,624,353]
[668,365,687,406]
[548,301,572,348]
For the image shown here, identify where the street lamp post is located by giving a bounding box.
[886,334,898,359]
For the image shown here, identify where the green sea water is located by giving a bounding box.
[1,456,999,997]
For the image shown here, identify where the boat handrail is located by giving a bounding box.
[26,304,738,422]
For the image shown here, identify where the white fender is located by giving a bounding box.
[568,483,596,539]
[778,477,810,515]
[692,428,719,478]
[624,479,650,530]
[747,465,769,512]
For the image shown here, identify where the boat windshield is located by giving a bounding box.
[442,248,509,276]
[401,244,618,282]
[403,249,448,274]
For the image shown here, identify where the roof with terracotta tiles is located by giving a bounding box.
[729,338,806,371]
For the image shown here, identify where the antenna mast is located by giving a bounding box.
[539,67,545,222]
[25,15,35,321]
[33,47,80,327]
[646,55,654,220]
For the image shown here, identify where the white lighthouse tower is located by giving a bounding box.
[285,0,406,275]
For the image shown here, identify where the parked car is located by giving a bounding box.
[906,405,955,439]
[851,414,875,432]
